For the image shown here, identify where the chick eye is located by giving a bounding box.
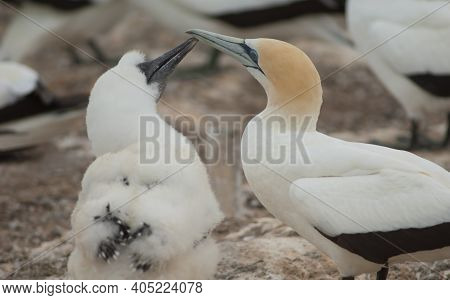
[122,177,130,186]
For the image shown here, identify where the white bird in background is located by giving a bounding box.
[133,0,350,72]
[0,0,128,63]
[189,29,450,279]
[0,61,86,153]
[347,0,450,149]
[69,39,224,279]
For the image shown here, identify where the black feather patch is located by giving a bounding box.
[316,222,450,264]
[0,83,87,125]
[408,73,450,98]
[25,0,95,10]
[214,0,346,28]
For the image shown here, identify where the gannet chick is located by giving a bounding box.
[68,144,223,279]
[0,61,86,152]
[347,0,450,149]
[189,29,450,279]
[69,39,223,279]
[86,38,197,156]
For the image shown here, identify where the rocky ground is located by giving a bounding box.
[1,5,449,280]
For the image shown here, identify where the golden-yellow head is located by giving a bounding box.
[187,30,323,116]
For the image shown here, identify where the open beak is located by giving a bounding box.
[137,38,198,87]
[186,29,262,72]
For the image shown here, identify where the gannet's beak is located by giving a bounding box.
[186,29,262,73]
[138,38,198,87]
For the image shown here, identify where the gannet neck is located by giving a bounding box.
[261,92,321,131]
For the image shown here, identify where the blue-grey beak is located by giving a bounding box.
[186,29,262,73]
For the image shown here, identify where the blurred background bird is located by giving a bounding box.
[133,0,351,74]
[0,61,86,153]
[0,0,127,64]
[347,0,450,150]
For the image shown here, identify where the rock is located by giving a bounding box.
[216,217,338,279]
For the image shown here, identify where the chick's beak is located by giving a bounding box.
[138,38,198,89]
[186,29,262,72]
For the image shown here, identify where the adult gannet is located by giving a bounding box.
[0,61,86,152]
[188,29,450,279]
[347,0,450,149]
[0,0,127,63]
[70,38,223,279]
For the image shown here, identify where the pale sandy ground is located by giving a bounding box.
[0,6,449,280]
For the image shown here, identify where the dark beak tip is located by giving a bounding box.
[138,37,199,85]
[186,38,198,49]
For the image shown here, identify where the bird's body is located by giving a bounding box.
[0,0,126,62]
[69,40,223,279]
[0,61,86,152]
[189,30,450,278]
[68,143,222,279]
[243,125,450,276]
[347,0,450,148]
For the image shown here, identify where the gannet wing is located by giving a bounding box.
[289,169,450,263]
[370,21,450,76]
[348,0,450,27]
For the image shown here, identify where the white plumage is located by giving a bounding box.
[68,143,223,279]
[347,0,450,148]
[69,43,223,279]
[85,51,159,156]
[0,61,39,108]
[189,29,450,279]
[288,140,450,236]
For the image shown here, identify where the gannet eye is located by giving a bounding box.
[242,43,259,64]
[248,49,258,64]
[122,177,130,186]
